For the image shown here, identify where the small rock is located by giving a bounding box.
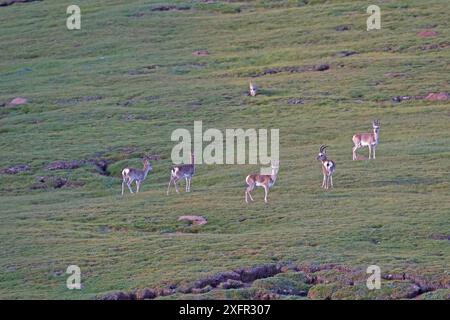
[192,50,210,56]
[178,215,207,226]
[335,25,352,32]
[392,96,412,103]
[425,92,449,101]
[9,97,28,106]
[417,30,438,37]
[337,51,359,57]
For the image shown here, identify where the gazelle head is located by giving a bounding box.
[372,119,380,133]
[143,158,153,172]
[316,145,328,161]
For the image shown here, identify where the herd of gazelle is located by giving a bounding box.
[121,120,381,202]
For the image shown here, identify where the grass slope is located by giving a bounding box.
[0,0,449,299]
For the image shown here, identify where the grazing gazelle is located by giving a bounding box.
[352,119,381,160]
[167,153,195,195]
[249,82,258,97]
[316,145,336,190]
[121,158,153,195]
[245,161,279,204]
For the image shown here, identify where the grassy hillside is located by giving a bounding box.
[0,0,449,299]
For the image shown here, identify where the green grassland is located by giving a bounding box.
[0,0,449,299]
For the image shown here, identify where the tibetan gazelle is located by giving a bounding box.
[316,145,336,190]
[167,154,195,195]
[245,161,279,204]
[352,119,380,160]
[121,158,153,195]
[249,82,258,97]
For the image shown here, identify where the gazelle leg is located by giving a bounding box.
[248,184,254,201]
[368,145,372,159]
[167,177,173,195]
[186,177,191,192]
[173,178,180,193]
[122,179,125,196]
[127,181,134,194]
[245,184,254,202]
[330,175,333,188]
[352,145,358,160]
[263,185,269,203]
[322,175,326,188]
[136,181,140,193]
[373,146,376,159]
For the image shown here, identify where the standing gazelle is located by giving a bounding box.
[245,161,279,204]
[316,145,336,190]
[352,119,380,160]
[167,154,195,195]
[121,158,153,195]
[249,82,258,97]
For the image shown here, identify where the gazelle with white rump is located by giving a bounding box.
[249,82,258,97]
[167,153,195,195]
[316,145,336,190]
[245,161,279,204]
[121,158,153,195]
[352,119,380,160]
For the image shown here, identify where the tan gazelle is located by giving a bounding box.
[249,82,258,97]
[316,145,336,189]
[245,161,279,204]
[352,119,381,160]
[121,158,153,195]
[167,153,196,195]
